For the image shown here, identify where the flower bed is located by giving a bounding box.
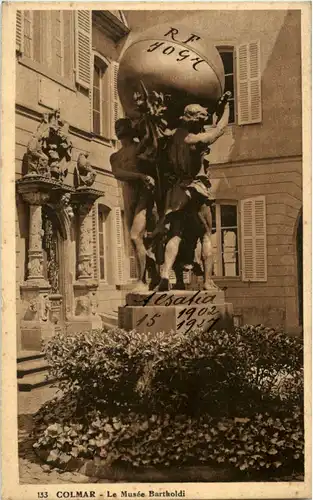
[32,325,304,479]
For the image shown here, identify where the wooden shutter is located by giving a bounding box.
[236,41,262,125]
[16,10,23,53]
[74,10,92,89]
[112,207,125,285]
[240,196,267,282]
[110,61,122,139]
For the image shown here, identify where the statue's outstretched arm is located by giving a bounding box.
[185,103,230,146]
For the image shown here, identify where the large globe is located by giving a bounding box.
[117,23,225,118]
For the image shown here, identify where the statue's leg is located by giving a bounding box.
[199,204,219,290]
[130,205,149,291]
[157,213,183,291]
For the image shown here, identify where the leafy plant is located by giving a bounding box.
[33,398,304,477]
[43,325,303,417]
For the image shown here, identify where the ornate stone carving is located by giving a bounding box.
[24,109,72,182]
[90,291,99,316]
[58,192,74,220]
[75,153,96,187]
[27,204,45,280]
[77,203,93,279]
[75,296,90,316]
[49,294,63,325]
[21,191,50,206]
[40,293,51,322]
[42,214,59,293]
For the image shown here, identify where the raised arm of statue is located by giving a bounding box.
[184,103,230,146]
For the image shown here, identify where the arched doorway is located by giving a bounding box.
[296,210,303,326]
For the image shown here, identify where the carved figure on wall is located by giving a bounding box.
[110,117,158,292]
[75,296,90,317]
[24,109,72,181]
[40,293,51,322]
[58,193,74,220]
[75,153,96,187]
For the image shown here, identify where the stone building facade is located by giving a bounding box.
[15,9,302,351]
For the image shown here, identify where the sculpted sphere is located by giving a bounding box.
[117,23,225,117]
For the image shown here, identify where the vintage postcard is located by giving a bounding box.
[1,2,311,499]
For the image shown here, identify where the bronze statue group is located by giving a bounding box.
[110,83,231,292]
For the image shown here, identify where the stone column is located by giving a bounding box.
[77,203,93,279]
[22,192,50,284]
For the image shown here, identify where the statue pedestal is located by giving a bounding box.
[118,289,234,334]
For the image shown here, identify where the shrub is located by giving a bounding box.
[36,325,304,476]
[43,325,303,417]
[33,398,304,476]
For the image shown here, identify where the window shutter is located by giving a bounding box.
[74,10,92,89]
[129,253,138,280]
[112,207,125,285]
[110,61,122,139]
[240,196,267,282]
[16,10,24,53]
[236,41,262,125]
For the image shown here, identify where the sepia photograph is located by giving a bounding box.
[1,2,311,499]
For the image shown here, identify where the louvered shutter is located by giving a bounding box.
[75,10,92,89]
[113,207,125,285]
[16,10,23,53]
[240,196,267,282]
[236,41,262,125]
[129,247,138,280]
[110,61,122,139]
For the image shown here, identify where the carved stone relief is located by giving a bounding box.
[75,153,96,188]
[24,109,72,182]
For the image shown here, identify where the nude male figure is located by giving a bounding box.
[110,118,155,292]
[157,98,230,291]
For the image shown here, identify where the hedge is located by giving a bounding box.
[32,325,304,476]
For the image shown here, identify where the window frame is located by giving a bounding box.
[92,52,110,138]
[212,201,240,279]
[52,10,65,77]
[216,46,237,125]
[23,10,34,59]
[17,10,75,91]
[121,210,139,283]
[97,204,111,284]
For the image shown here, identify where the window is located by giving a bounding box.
[92,55,110,137]
[211,203,239,277]
[93,62,102,135]
[16,10,72,81]
[218,48,235,124]
[98,206,110,282]
[122,211,138,282]
[52,11,64,76]
[23,10,33,58]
